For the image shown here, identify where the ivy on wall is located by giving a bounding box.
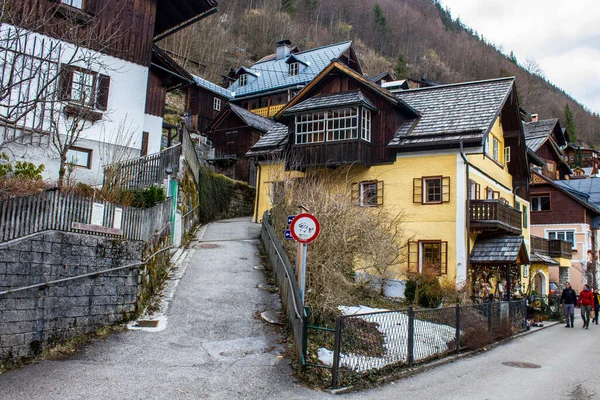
[198,167,255,223]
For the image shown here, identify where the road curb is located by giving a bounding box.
[326,319,561,395]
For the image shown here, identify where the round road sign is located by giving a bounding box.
[290,213,320,244]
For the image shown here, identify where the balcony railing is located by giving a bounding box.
[250,104,285,117]
[531,236,572,260]
[469,200,522,235]
[288,140,371,170]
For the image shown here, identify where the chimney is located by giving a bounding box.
[531,114,538,123]
[276,39,292,60]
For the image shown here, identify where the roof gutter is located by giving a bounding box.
[150,62,193,84]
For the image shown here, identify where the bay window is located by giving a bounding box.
[295,107,372,144]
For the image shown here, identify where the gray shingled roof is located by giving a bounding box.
[525,135,547,152]
[389,77,514,147]
[470,235,529,264]
[524,119,559,138]
[248,124,289,152]
[228,104,279,132]
[228,41,353,98]
[530,252,559,265]
[283,90,377,114]
[193,75,234,99]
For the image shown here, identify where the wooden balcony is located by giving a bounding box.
[548,239,573,259]
[250,104,285,117]
[288,140,371,170]
[469,200,522,235]
[531,236,572,260]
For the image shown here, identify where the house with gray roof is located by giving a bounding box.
[523,117,571,180]
[248,60,544,297]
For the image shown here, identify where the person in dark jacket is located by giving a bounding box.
[593,288,600,325]
[577,284,594,329]
[561,282,577,328]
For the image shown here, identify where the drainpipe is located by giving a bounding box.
[459,141,471,292]
[253,161,261,223]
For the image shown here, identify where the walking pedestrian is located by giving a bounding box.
[561,282,577,328]
[577,284,594,329]
[593,288,600,325]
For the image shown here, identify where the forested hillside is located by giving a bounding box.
[160,0,600,145]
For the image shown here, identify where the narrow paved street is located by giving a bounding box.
[343,320,600,400]
[0,217,316,400]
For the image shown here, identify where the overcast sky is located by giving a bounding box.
[437,0,600,115]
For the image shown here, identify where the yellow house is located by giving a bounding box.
[248,61,534,297]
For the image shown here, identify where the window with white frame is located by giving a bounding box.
[361,109,371,141]
[352,180,383,207]
[289,62,299,76]
[239,74,248,87]
[548,230,575,248]
[71,69,95,105]
[61,0,84,8]
[213,97,221,111]
[493,137,500,162]
[295,107,361,144]
[531,194,550,211]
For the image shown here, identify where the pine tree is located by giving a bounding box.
[508,51,518,64]
[565,103,577,143]
[282,0,295,16]
[373,3,389,52]
[394,53,407,79]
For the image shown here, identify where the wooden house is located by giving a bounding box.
[523,118,571,180]
[564,145,600,172]
[204,104,286,185]
[530,172,600,291]
[248,60,558,296]
[1,0,217,185]
[186,76,234,134]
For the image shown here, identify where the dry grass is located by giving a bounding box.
[270,167,407,324]
[0,177,48,200]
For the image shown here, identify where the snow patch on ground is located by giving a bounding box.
[318,305,456,372]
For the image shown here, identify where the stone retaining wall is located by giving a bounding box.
[0,231,146,363]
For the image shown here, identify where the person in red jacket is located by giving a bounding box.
[577,284,594,329]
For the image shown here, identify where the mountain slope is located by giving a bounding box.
[160,0,600,145]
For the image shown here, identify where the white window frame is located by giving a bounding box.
[71,69,96,106]
[505,146,511,162]
[239,74,248,87]
[423,177,442,204]
[547,230,576,249]
[359,181,378,207]
[361,109,371,142]
[61,0,84,9]
[213,97,221,111]
[493,137,500,162]
[295,107,360,144]
[531,194,551,211]
[289,62,299,76]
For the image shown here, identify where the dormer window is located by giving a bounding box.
[296,107,366,144]
[61,0,83,8]
[289,62,299,76]
[239,74,248,87]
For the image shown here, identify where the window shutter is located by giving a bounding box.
[59,64,73,100]
[141,131,149,156]
[441,242,448,275]
[351,182,359,206]
[408,241,419,273]
[442,176,450,202]
[377,180,384,206]
[476,183,481,199]
[413,178,422,203]
[95,74,110,111]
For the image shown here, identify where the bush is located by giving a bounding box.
[126,185,166,208]
[405,274,442,308]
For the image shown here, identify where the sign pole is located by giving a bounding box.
[300,243,308,304]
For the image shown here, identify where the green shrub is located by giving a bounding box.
[405,274,442,308]
[0,153,45,180]
[121,185,166,208]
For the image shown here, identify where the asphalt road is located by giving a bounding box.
[1,217,598,399]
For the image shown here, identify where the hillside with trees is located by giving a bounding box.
[160,0,600,145]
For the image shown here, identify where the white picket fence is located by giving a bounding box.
[0,190,171,243]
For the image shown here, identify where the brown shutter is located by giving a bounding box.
[377,180,384,206]
[442,176,450,202]
[141,131,149,156]
[351,182,359,206]
[59,64,73,100]
[441,242,448,275]
[95,74,110,111]
[413,178,422,203]
[408,241,419,273]
[476,183,481,199]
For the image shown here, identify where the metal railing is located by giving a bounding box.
[260,212,306,363]
[469,200,522,234]
[103,145,182,190]
[331,300,527,387]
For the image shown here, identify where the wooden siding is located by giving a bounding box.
[530,184,588,224]
[187,86,229,133]
[145,69,167,117]
[8,0,157,66]
[284,73,410,168]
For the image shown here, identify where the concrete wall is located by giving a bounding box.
[0,231,146,363]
